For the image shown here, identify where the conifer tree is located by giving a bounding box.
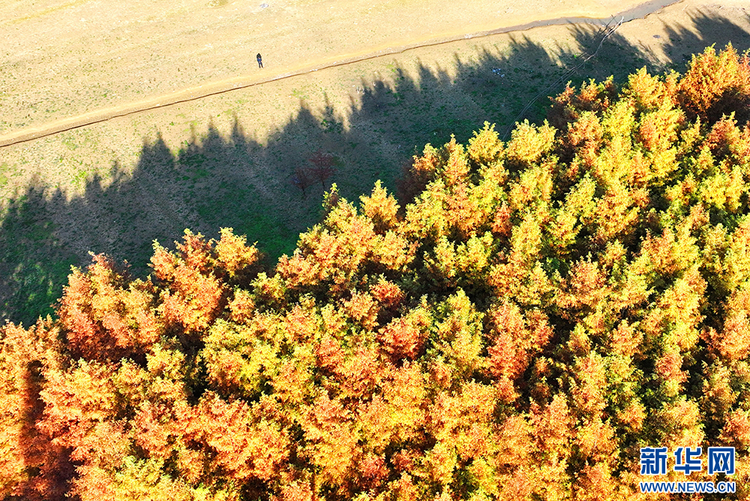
[2,44,750,500]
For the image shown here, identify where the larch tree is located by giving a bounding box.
[2,44,750,500]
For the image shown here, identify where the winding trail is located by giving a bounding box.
[0,0,681,149]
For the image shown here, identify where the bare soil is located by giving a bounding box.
[1,0,749,324]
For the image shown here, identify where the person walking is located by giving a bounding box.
[257,53,263,68]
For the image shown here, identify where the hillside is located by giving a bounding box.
[2,45,750,500]
[3,0,750,328]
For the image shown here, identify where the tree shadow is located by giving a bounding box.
[661,9,750,66]
[2,9,750,326]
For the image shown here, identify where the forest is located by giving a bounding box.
[1,44,750,500]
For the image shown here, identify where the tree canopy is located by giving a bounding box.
[2,44,750,500]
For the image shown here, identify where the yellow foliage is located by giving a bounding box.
[467,122,505,169]
[505,120,557,167]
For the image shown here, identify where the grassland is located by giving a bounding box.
[1,0,750,325]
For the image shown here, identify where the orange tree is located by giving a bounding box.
[2,44,750,500]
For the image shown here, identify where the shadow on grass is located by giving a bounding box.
[2,10,750,326]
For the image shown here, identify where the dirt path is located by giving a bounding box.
[0,0,681,148]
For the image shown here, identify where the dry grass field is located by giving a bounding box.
[1,0,653,135]
[1,0,749,324]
